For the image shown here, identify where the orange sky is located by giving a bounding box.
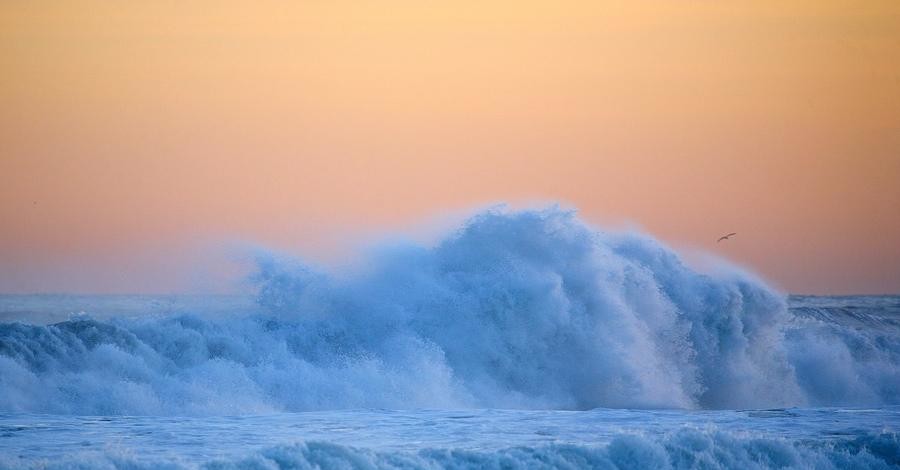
[1,1,899,294]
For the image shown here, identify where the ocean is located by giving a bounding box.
[0,209,898,468]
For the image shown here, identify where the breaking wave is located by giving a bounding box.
[2,430,898,469]
[0,207,898,414]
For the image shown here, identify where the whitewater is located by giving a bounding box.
[1,207,898,468]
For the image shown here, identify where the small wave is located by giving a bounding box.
[1,430,896,469]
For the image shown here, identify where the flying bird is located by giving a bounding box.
[717,232,737,243]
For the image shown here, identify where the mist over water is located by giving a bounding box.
[0,207,898,415]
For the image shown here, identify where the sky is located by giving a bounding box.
[1,1,898,295]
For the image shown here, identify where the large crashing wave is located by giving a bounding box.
[0,207,898,414]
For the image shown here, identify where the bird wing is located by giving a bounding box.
[717,233,737,242]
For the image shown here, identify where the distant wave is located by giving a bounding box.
[2,430,897,469]
[1,207,898,414]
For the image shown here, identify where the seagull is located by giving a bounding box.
[717,232,737,243]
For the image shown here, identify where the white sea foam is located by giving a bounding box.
[0,207,897,414]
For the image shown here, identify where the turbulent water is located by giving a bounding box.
[1,208,898,468]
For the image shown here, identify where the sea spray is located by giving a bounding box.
[0,207,897,414]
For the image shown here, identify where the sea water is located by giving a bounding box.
[1,208,898,468]
[1,406,898,468]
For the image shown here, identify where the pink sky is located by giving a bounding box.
[1,1,899,294]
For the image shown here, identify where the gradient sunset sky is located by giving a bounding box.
[1,1,898,294]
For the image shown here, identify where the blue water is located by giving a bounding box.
[1,407,899,468]
[1,208,898,468]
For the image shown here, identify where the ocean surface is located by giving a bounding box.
[1,209,898,468]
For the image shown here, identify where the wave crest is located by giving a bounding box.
[3,430,897,469]
[0,207,897,414]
